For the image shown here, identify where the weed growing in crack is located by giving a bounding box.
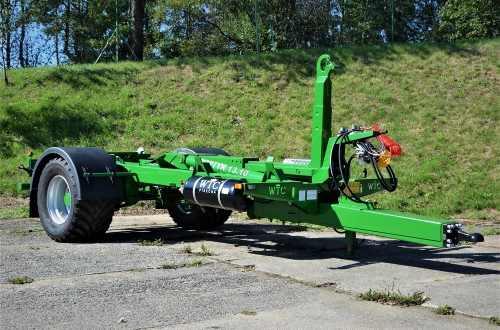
[361,288,428,307]
[138,238,163,246]
[434,305,455,315]
[161,259,204,269]
[8,276,34,284]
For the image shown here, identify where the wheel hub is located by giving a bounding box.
[46,175,71,224]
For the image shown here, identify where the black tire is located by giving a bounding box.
[168,147,232,229]
[167,202,232,230]
[37,158,115,242]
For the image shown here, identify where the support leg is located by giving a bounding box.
[344,230,359,258]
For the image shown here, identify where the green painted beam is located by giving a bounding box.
[248,198,452,248]
[310,55,334,169]
[330,203,450,247]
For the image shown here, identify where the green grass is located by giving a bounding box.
[434,305,455,315]
[160,259,204,269]
[180,244,214,256]
[196,244,214,256]
[180,245,193,254]
[489,316,500,326]
[234,311,257,316]
[138,238,163,246]
[8,276,34,284]
[0,206,29,219]
[2,39,499,221]
[360,289,429,307]
[482,228,500,235]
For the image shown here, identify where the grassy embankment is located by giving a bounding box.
[1,39,499,221]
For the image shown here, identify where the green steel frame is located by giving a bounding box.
[19,54,481,255]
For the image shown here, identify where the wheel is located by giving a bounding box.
[167,202,232,230]
[37,158,115,242]
[168,147,232,229]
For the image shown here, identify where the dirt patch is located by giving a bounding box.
[455,208,500,224]
[114,200,168,216]
[0,195,29,210]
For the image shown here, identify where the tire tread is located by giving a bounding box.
[168,204,231,230]
[38,158,115,242]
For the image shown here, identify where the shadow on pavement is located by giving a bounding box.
[96,222,499,277]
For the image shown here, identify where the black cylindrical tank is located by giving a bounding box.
[182,176,251,212]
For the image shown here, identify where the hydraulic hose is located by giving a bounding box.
[330,133,398,204]
[329,132,368,204]
[366,149,397,192]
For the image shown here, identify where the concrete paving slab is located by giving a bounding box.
[141,217,500,319]
[2,214,497,329]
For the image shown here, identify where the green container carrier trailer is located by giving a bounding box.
[18,55,483,257]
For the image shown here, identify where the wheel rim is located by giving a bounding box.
[46,175,71,224]
[177,202,197,214]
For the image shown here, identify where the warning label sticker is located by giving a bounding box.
[307,190,317,200]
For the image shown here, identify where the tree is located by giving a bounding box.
[4,0,500,67]
[439,0,500,40]
[414,0,445,42]
[338,0,389,45]
[152,0,255,57]
[31,0,124,64]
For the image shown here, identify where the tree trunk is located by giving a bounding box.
[3,0,11,68]
[130,0,145,60]
[19,0,25,67]
[1,35,8,85]
[55,32,59,65]
[62,1,70,57]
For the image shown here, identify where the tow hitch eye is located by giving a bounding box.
[444,223,484,247]
[463,232,485,243]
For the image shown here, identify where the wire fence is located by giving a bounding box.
[1,18,139,68]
